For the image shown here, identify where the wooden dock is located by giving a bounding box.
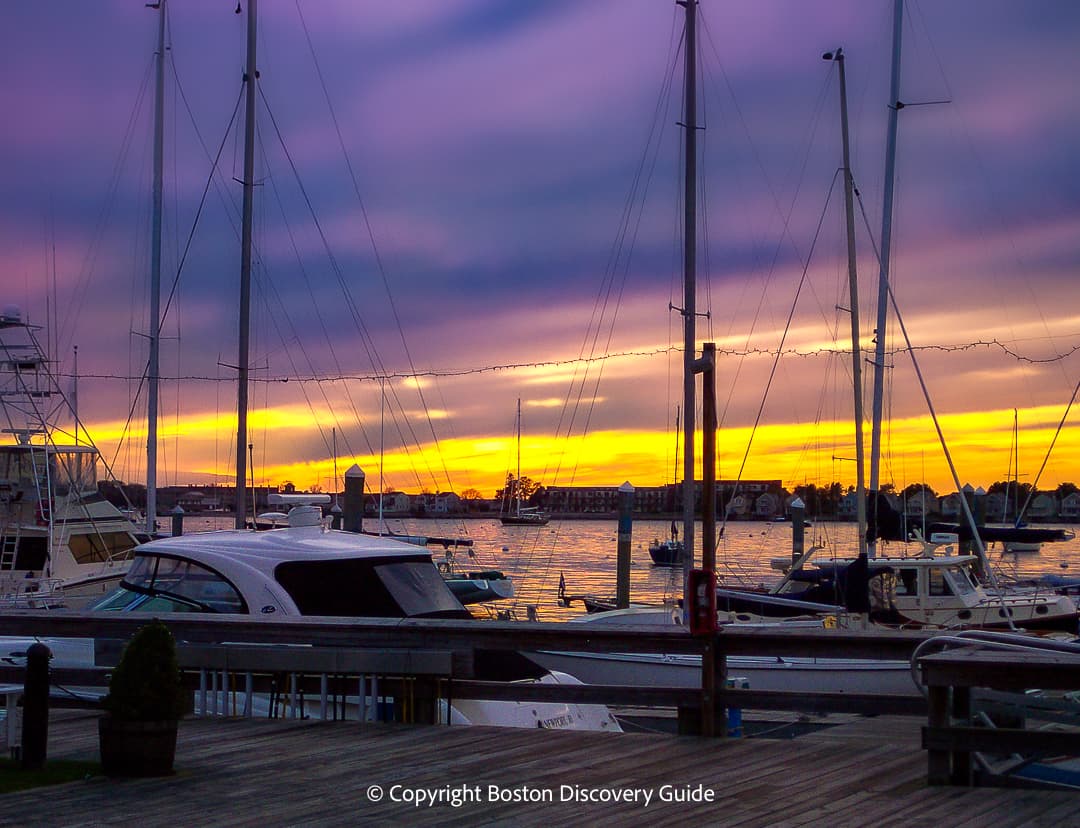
[1,711,1075,826]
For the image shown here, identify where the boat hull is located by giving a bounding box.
[529,650,918,696]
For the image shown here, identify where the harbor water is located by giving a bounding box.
[181,515,1080,622]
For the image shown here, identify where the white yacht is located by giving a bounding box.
[87,505,620,732]
[0,307,141,608]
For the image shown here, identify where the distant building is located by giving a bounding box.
[753,492,781,519]
[1027,493,1058,521]
[837,491,858,520]
[939,493,963,520]
[1060,492,1080,520]
[903,490,934,520]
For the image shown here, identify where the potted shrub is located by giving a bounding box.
[98,619,186,777]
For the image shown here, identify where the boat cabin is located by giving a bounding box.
[91,506,471,620]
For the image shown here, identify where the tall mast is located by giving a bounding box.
[515,397,522,516]
[827,48,867,556]
[235,0,258,529]
[680,0,698,587]
[146,0,166,535]
[868,0,904,557]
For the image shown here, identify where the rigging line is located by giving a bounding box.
[260,147,375,466]
[105,85,246,475]
[549,48,677,490]
[159,61,246,333]
[540,17,681,509]
[853,183,1013,619]
[719,170,843,540]
[853,176,1076,519]
[16,328,139,516]
[699,16,837,432]
[698,13,834,277]
[1015,373,1080,524]
[910,3,1062,399]
[254,89,439,495]
[57,327,1080,387]
[58,53,156,359]
[292,4,456,496]
[884,267,1016,631]
[522,14,687,608]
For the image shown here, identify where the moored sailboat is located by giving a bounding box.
[500,398,550,526]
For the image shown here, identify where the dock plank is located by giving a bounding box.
[0,713,1076,827]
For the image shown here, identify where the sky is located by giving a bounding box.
[2,0,1079,499]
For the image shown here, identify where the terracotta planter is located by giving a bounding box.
[98,716,178,777]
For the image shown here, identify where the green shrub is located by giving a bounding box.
[103,619,186,721]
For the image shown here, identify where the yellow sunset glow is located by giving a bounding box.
[81,399,1079,497]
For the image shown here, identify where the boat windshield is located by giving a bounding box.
[274,556,470,619]
[91,554,247,613]
[944,566,977,596]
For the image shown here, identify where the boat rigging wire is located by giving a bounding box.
[854,186,1017,631]
[717,170,843,549]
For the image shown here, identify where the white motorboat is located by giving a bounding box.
[530,606,919,696]
[84,504,619,732]
[0,307,141,608]
[757,533,1080,632]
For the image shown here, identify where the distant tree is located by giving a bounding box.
[902,483,937,501]
[494,474,541,502]
[527,485,547,507]
[1056,482,1079,499]
[460,487,483,501]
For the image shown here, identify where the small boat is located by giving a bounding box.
[499,508,550,527]
[648,520,685,567]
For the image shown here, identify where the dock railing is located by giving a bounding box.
[0,611,933,730]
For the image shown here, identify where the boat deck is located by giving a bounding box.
[1,710,1075,826]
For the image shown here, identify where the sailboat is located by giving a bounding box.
[499,398,550,526]
[58,0,621,732]
[533,1,1079,694]
[926,411,1073,554]
[0,1,170,607]
[649,407,685,566]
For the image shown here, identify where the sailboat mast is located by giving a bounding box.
[868,0,904,558]
[235,0,258,529]
[146,0,166,535]
[828,48,867,556]
[515,397,522,517]
[680,0,698,585]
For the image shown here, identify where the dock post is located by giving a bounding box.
[700,342,717,737]
[20,642,50,770]
[791,497,805,565]
[616,481,635,609]
[926,684,951,785]
[171,505,184,537]
[343,464,365,533]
